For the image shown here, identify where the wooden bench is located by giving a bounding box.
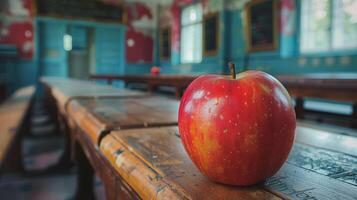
[0,86,34,174]
[41,77,357,199]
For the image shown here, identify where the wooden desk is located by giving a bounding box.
[68,96,179,199]
[99,123,357,200]
[91,74,357,126]
[276,74,357,126]
[0,86,34,173]
[40,77,149,171]
[91,73,357,103]
[42,77,357,200]
[67,96,179,146]
[40,77,147,114]
[90,74,197,97]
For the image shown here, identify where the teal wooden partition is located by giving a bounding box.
[34,17,126,79]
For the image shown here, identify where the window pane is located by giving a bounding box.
[180,24,202,63]
[300,0,331,53]
[332,0,357,50]
[181,4,202,26]
[180,4,202,64]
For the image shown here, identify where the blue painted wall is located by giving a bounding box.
[3,17,127,95]
[4,0,357,96]
[1,59,37,94]
[37,20,68,77]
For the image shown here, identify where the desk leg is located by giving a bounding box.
[74,142,95,200]
[175,87,183,98]
[295,98,304,119]
[3,132,24,173]
[45,120,74,172]
[148,85,157,93]
[352,103,357,128]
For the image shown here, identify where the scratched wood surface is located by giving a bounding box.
[100,123,357,200]
[0,86,34,163]
[75,127,141,200]
[40,77,147,114]
[67,96,179,146]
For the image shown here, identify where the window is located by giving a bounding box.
[300,0,357,53]
[180,4,202,63]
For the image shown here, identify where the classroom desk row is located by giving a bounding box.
[90,73,357,127]
[90,74,197,97]
[41,77,357,200]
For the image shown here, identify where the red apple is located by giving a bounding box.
[178,68,296,186]
[151,66,161,76]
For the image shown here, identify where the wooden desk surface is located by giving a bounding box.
[68,96,179,145]
[40,77,147,113]
[0,86,34,162]
[42,77,357,199]
[91,74,197,82]
[100,123,357,200]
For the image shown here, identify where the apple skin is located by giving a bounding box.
[178,70,296,186]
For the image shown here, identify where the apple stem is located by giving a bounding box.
[229,62,236,79]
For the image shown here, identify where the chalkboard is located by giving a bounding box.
[160,27,171,60]
[245,0,278,52]
[203,13,219,55]
[34,0,124,23]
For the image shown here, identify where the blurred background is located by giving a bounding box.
[0,0,356,199]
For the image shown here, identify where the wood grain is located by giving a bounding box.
[101,127,282,200]
[100,125,357,200]
[40,77,147,114]
[41,76,357,199]
[67,96,179,146]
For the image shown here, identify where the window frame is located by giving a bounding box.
[299,0,357,56]
[180,3,203,64]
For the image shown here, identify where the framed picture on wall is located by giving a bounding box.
[203,12,219,56]
[245,0,279,52]
[160,27,171,60]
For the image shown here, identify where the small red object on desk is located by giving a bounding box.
[151,66,161,76]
